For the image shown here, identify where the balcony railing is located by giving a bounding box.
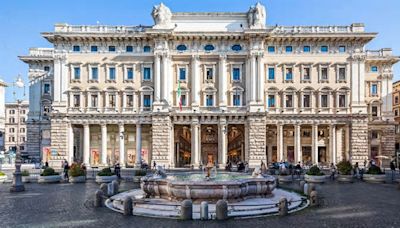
[54,24,150,33]
[271,24,364,34]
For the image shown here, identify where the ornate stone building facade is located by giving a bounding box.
[4,101,28,157]
[20,3,399,168]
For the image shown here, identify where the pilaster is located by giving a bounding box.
[247,115,266,167]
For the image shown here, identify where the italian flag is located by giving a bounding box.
[177,80,182,111]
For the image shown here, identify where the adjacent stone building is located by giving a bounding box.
[4,101,28,158]
[392,80,400,166]
[0,80,7,152]
[19,3,399,168]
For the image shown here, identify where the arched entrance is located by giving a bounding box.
[174,125,191,167]
[201,125,218,165]
[227,125,245,163]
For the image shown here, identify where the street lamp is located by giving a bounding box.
[10,75,25,192]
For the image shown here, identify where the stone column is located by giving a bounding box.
[170,125,175,168]
[68,124,74,164]
[154,54,161,102]
[250,55,257,103]
[101,124,107,165]
[218,55,227,109]
[350,54,367,114]
[218,121,227,166]
[83,124,90,165]
[345,124,350,161]
[330,124,337,164]
[119,124,125,167]
[312,124,319,164]
[257,55,265,104]
[191,55,200,107]
[295,124,301,163]
[135,124,142,167]
[191,121,200,166]
[277,124,284,162]
[161,54,169,104]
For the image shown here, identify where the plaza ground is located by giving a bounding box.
[0,178,399,228]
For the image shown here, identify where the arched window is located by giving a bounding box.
[143,46,151,53]
[204,44,215,51]
[231,44,242,51]
[176,44,187,51]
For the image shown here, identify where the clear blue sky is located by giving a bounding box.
[0,0,399,102]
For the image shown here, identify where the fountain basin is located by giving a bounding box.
[141,172,276,203]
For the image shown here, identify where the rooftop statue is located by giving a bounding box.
[151,3,173,29]
[248,2,266,29]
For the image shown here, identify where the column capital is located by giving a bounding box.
[219,54,227,60]
[100,123,107,128]
[191,54,200,61]
[118,123,125,128]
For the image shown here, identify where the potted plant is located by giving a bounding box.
[363,165,386,183]
[38,167,61,183]
[69,163,86,183]
[304,165,326,183]
[336,160,353,183]
[133,169,147,183]
[278,169,292,183]
[96,167,117,183]
[21,170,31,183]
[0,171,7,183]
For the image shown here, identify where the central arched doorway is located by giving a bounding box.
[174,125,191,167]
[201,125,218,165]
[227,125,245,163]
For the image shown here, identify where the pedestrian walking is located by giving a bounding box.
[153,160,157,170]
[114,163,121,179]
[63,160,70,181]
[330,163,336,180]
[390,160,396,182]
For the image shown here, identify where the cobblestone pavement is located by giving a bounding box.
[0,180,399,228]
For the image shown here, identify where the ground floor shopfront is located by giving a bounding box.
[46,113,395,168]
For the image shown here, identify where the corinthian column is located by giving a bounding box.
[219,55,227,108]
[191,55,200,107]
[154,54,161,103]
[250,54,257,103]
[101,124,107,165]
[161,54,169,104]
[257,54,265,104]
[83,124,90,165]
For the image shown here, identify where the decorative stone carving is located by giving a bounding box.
[247,3,266,29]
[151,3,174,29]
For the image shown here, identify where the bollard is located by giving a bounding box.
[299,181,305,191]
[307,183,316,196]
[200,201,209,220]
[123,196,133,216]
[310,191,318,206]
[111,180,119,195]
[94,190,104,207]
[216,200,228,220]
[180,200,193,220]
[100,183,108,195]
[303,183,309,196]
[278,197,288,216]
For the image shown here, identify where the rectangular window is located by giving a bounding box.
[371,66,378,72]
[303,67,310,80]
[73,94,80,107]
[232,68,240,81]
[91,95,98,107]
[268,46,275,53]
[339,95,346,107]
[268,68,275,80]
[285,95,293,108]
[91,67,98,80]
[126,46,133,52]
[9,110,15,114]
[206,95,214,106]
[20,128,25,133]
[371,84,378,95]
[338,67,346,80]
[179,68,186,81]
[206,68,213,80]
[9,128,14,133]
[109,67,116,80]
[321,95,328,108]
[126,95,134,107]
[73,45,80,52]
[9,118,15,123]
[285,46,293,53]
[372,106,378,116]
[44,84,50,94]
[109,94,116,108]
[339,46,346,53]
[233,94,241,106]
[286,68,293,80]
[108,46,116,52]
[371,131,378,139]
[127,68,134,80]
[143,67,151,80]
[143,95,151,107]
[44,66,50,72]
[303,95,310,108]
[21,118,25,123]
[91,46,98,52]
[303,46,311,52]
[321,68,328,80]
[268,95,275,107]
[181,94,187,106]
[74,67,81,80]
[321,46,328,53]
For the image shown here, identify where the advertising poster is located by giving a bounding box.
[91,149,100,165]
[42,147,51,162]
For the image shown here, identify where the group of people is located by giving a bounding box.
[225,160,249,172]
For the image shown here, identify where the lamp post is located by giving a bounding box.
[10,75,25,192]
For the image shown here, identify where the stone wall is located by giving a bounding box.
[350,118,369,166]
[151,114,172,167]
[49,117,68,167]
[378,123,395,167]
[26,121,40,161]
[247,115,266,167]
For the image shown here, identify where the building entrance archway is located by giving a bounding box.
[174,125,191,167]
[227,124,245,164]
[201,125,218,166]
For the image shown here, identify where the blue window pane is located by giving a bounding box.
[268,46,275,53]
[233,68,240,81]
[179,68,186,80]
[177,44,187,51]
[127,68,134,80]
[143,68,151,80]
[268,97,275,107]
[233,95,240,106]
[206,97,213,106]
[44,66,50,72]
[303,46,311,52]
[91,46,98,52]
[126,46,133,52]
[286,73,293,80]
[91,68,98,80]
[285,46,293,53]
[73,45,80,52]
[144,95,151,107]
[74,67,80,79]
[143,46,151,53]
[321,46,328,52]
[339,46,346,53]
[44,84,50,94]
[268,68,275,80]
[109,68,116,80]
[371,66,378,72]
[371,85,377,94]
[109,46,116,52]
[204,44,215,51]
[231,44,242,51]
